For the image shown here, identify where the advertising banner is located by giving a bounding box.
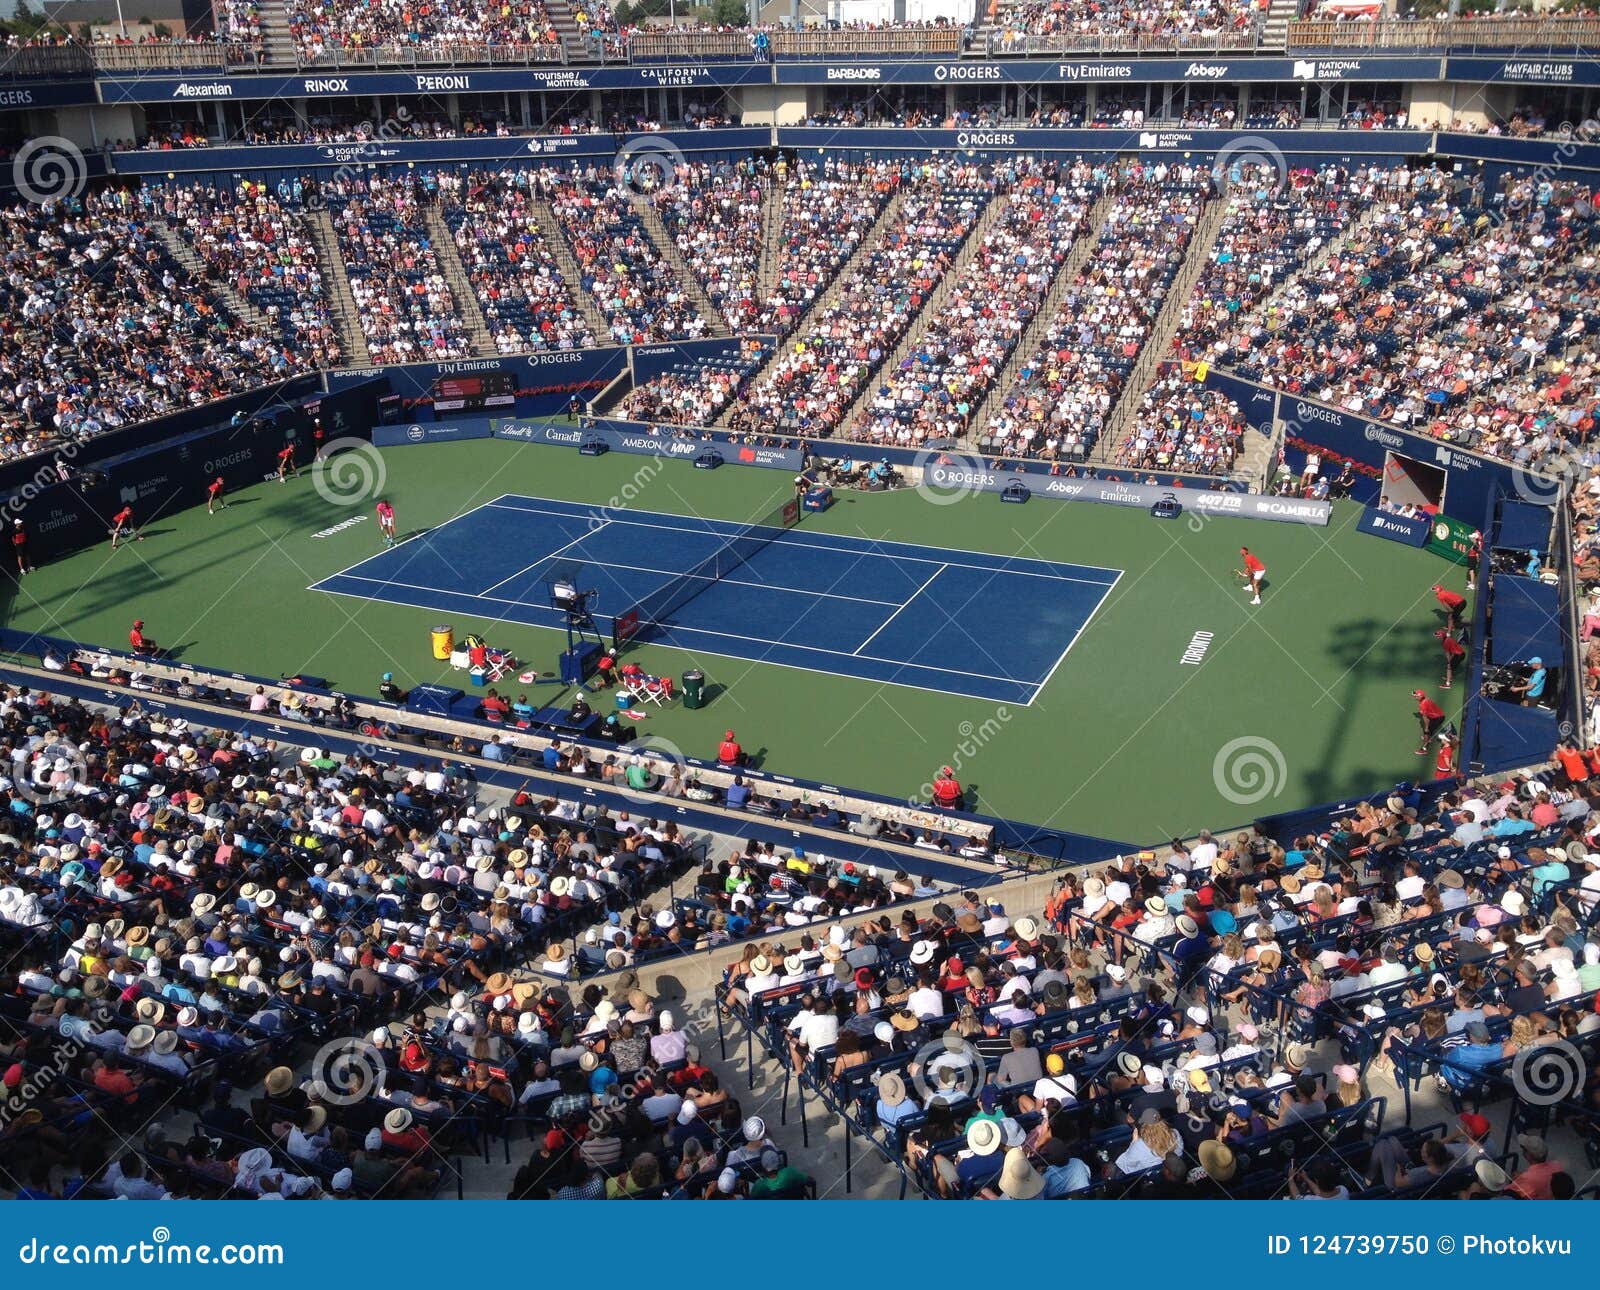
[1355,506,1430,548]
[372,420,495,447]
[923,462,1332,524]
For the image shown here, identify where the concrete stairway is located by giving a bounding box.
[422,206,498,357]
[1091,192,1231,466]
[1261,0,1301,49]
[715,188,909,427]
[149,222,273,334]
[304,208,372,367]
[530,196,613,343]
[834,188,1010,438]
[256,0,300,66]
[755,180,788,303]
[637,202,731,337]
[1235,418,1283,491]
[962,187,1118,442]
[541,0,590,63]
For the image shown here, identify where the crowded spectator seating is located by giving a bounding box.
[284,0,562,63]
[323,174,472,364]
[845,159,1101,450]
[1228,174,1600,457]
[756,160,899,340]
[718,762,1600,1200]
[1116,374,1243,475]
[621,340,773,426]
[985,0,1266,49]
[1167,162,1387,368]
[546,175,709,345]
[146,180,344,362]
[0,189,316,464]
[976,163,1209,463]
[741,163,988,439]
[652,163,766,334]
[436,170,596,355]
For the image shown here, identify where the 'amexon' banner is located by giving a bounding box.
[923,463,1332,525]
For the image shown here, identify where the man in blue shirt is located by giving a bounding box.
[1441,1022,1504,1092]
[1513,658,1548,707]
[1493,809,1535,838]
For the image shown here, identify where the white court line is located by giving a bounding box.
[314,490,525,585]
[327,559,907,609]
[1033,567,1124,697]
[311,579,1039,690]
[485,496,1121,585]
[310,585,1043,707]
[852,564,948,656]
[477,517,612,598]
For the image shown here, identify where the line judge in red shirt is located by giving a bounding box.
[1435,628,1467,689]
[1432,583,1466,631]
[717,730,744,767]
[1413,688,1446,755]
[129,619,159,656]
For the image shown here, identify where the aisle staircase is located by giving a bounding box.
[304,207,372,367]
[962,187,1119,440]
[149,223,272,333]
[422,206,498,357]
[1091,192,1232,465]
[637,202,732,337]
[715,187,909,426]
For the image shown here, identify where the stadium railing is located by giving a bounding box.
[282,40,568,70]
[1286,15,1600,52]
[0,44,96,78]
[972,27,1265,56]
[626,26,963,61]
[88,43,250,73]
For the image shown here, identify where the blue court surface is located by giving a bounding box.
[311,494,1122,704]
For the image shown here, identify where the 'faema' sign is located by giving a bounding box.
[923,464,1331,525]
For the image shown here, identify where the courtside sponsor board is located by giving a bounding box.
[924,465,1331,525]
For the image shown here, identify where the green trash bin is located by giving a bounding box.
[681,669,706,709]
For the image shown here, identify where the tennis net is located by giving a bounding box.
[614,497,800,645]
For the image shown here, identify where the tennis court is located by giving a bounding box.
[311,494,1122,704]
